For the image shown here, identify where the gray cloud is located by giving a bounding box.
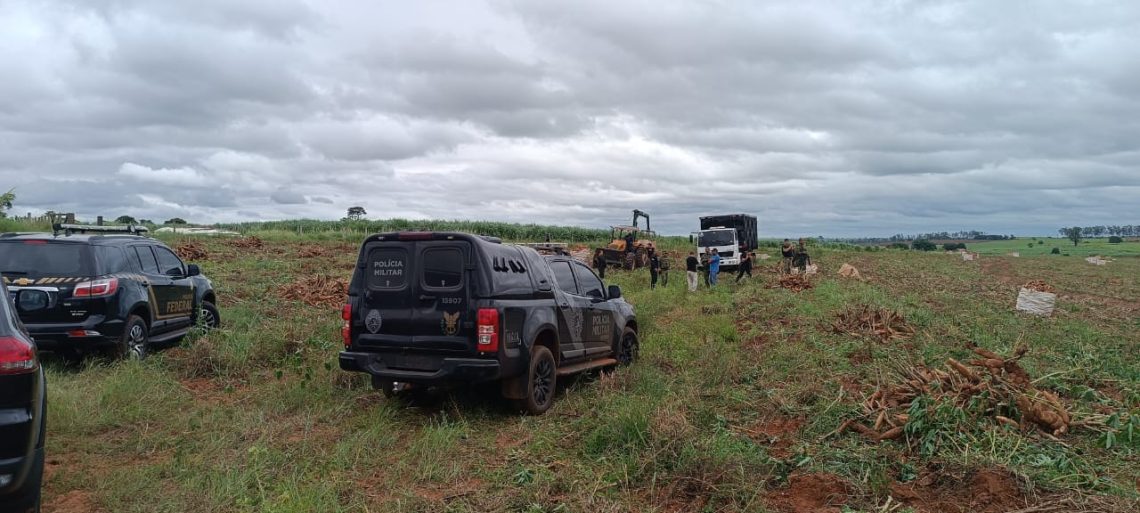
[1,0,1138,236]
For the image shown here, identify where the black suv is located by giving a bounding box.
[0,226,220,359]
[0,281,46,512]
[339,232,638,414]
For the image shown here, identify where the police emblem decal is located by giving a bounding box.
[365,309,383,334]
[441,311,460,336]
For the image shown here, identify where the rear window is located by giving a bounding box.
[551,261,578,295]
[368,248,408,289]
[0,240,93,277]
[95,246,134,274]
[133,246,161,274]
[422,248,464,289]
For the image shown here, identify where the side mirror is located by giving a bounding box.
[16,289,50,313]
[607,285,622,299]
[186,264,201,277]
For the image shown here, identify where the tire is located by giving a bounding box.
[517,346,557,415]
[616,327,639,365]
[109,315,149,360]
[196,301,221,330]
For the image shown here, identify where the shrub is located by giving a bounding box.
[943,242,967,251]
[890,243,909,250]
[1051,247,1061,254]
[1108,236,1123,244]
[912,239,937,251]
[1027,243,1034,248]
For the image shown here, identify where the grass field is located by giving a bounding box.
[968,238,1140,258]
[32,228,1140,513]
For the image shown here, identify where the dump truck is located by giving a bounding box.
[695,214,757,270]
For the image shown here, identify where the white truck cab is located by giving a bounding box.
[695,227,741,269]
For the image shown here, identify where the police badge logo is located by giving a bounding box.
[566,309,584,341]
[365,310,383,334]
[441,311,460,336]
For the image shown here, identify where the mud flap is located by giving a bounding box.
[501,374,527,400]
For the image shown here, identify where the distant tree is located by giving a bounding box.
[345,206,367,221]
[1108,236,1123,244]
[912,239,937,251]
[138,219,153,225]
[1060,227,1082,246]
[114,215,137,225]
[164,218,188,225]
[1051,247,1061,254]
[0,189,14,218]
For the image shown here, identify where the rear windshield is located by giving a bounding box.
[368,248,408,289]
[0,240,93,277]
[422,248,464,289]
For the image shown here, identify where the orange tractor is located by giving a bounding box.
[596,210,657,269]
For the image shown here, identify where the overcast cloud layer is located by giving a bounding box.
[2,0,1138,236]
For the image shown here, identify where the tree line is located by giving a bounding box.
[1059,225,1138,238]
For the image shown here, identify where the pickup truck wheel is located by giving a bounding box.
[107,315,149,360]
[518,346,556,415]
[617,327,639,365]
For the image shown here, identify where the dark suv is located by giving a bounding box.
[0,281,46,512]
[339,232,638,414]
[0,226,220,359]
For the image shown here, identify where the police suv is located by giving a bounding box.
[0,224,220,359]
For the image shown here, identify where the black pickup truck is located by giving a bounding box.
[338,232,638,414]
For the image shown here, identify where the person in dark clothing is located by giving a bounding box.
[700,248,711,286]
[685,251,699,291]
[592,248,607,279]
[648,248,660,289]
[735,250,753,283]
[781,239,795,274]
[624,231,636,254]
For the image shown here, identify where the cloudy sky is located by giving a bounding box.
[2,0,1138,236]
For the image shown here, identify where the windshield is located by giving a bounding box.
[0,241,93,277]
[697,231,736,247]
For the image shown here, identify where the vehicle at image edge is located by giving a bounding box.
[695,214,758,270]
[338,231,638,415]
[0,280,46,512]
[0,225,220,359]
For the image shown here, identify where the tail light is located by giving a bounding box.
[476,308,499,353]
[341,304,352,349]
[0,336,37,375]
[74,278,119,298]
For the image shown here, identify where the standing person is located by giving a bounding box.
[592,248,607,280]
[708,248,721,287]
[659,252,670,287]
[795,238,812,272]
[685,251,699,292]
[781,239,795,274]
[648,248,660,289]
[735,250,753,283]
[701,248,711,287]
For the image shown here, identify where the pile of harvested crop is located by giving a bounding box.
[773,274,813,292]
[1022,280,1055,293]
[229,236,264,249]
[832,305,915,342]
[297,245,335,258]
[175,242,209,261]
[838,344,1076,443]
[279,275,348,308]
[837,263,863,280]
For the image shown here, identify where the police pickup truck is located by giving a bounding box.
[338,232,638,414]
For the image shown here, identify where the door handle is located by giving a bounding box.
[419,295,437,302]
[559,303,570,309]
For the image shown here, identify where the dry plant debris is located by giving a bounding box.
[229,236,264,249]
[773,274,813,292]
[1022,280,1056,293]
[838,344,1078,444]
[279,275,348,308]
[831,305,915,342]
[297,245,335,258]
[837,263,863,280]
[175,242,209,261]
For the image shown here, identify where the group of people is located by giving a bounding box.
[591,238,812,292]
[780,238,812,274]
